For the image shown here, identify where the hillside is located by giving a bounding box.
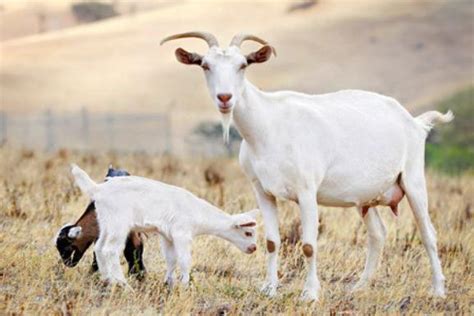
[0,0,167,41]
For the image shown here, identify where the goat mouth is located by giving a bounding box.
[63,255,79,267]
[64,258,78,267]
[218,104,232,114]
[60,248,82,267]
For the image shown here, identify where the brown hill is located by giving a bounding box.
[1,0,472,120]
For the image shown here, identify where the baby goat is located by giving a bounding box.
[70,164,258,287]
[56,167,146,278]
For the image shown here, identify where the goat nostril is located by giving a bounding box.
[248,244,257,253]
[217,93,232,103]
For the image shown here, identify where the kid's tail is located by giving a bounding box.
[415,110,454,134]
[71,164,98,199]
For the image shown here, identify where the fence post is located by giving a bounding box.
[165,113,172,154]
[45,109,55,152]
[106,112,115,151]
[0,111,6,145]
[81,107,90,150]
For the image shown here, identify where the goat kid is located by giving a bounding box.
[56,166,146,278]
[70,164,259,287]
[161,32,453,300]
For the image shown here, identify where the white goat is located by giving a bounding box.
[70,164,258,287]
[161,32,453,300]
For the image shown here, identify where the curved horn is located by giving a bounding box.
[229,34,277,56]
[160,32,219,47]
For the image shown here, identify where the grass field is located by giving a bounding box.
[1,147,473,314]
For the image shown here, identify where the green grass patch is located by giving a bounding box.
[426,86,474,174]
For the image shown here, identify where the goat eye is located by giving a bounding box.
[240,64,247,70]
[245,232,253,237]
[202,64,210,71]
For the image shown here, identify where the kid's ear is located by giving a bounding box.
[233,215,257,228]
[239,220,256,228]
[67,226,82,239]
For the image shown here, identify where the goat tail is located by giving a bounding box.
[415,110,454,134]
[71,164,98,199]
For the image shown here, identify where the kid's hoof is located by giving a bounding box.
[300,288,319,302]
[260,282,278,297]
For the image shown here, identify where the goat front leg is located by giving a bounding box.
[90,251,99,274]
[253,183,280,297]
[124,232,146,280]
[298,190,320,301]
[352,207,387,291]
[160,237,177,287]
[172,235,192,286]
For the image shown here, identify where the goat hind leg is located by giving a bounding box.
[403,173,445,297]
[94,232,110,281]
[101,232,129,287]
[352,207,387,292]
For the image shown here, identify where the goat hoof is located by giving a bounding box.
[115,279,134,292]
[164,277,174,288]
[431,278,446,298]
[300,288,319,302]
[351,279,368,292]
[431,286,446,298]
[260,282,278,297]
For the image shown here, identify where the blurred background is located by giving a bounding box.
[0,0,472,171]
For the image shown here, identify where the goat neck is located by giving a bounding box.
[193,203,234,238]
[233,80,270,149]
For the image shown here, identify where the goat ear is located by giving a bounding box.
[175,48,203,66]
[232,213,257,228]
[67,226,82,239]
[246,45,275,65]
[239,221,256,227]
[233,217,257,228]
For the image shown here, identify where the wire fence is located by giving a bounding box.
[0,109,172,154]
[0,109,240,157]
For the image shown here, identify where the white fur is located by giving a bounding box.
[172,41,453,300]
[67,226,82,239]
[71,165,258,287]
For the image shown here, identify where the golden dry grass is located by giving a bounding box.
[1,147,473,314]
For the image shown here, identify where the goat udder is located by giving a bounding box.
[387,184,405,216]
[361,183,405,217]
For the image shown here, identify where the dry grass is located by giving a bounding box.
[1,146,473,314]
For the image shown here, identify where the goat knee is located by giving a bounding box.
[266,240,278,253]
